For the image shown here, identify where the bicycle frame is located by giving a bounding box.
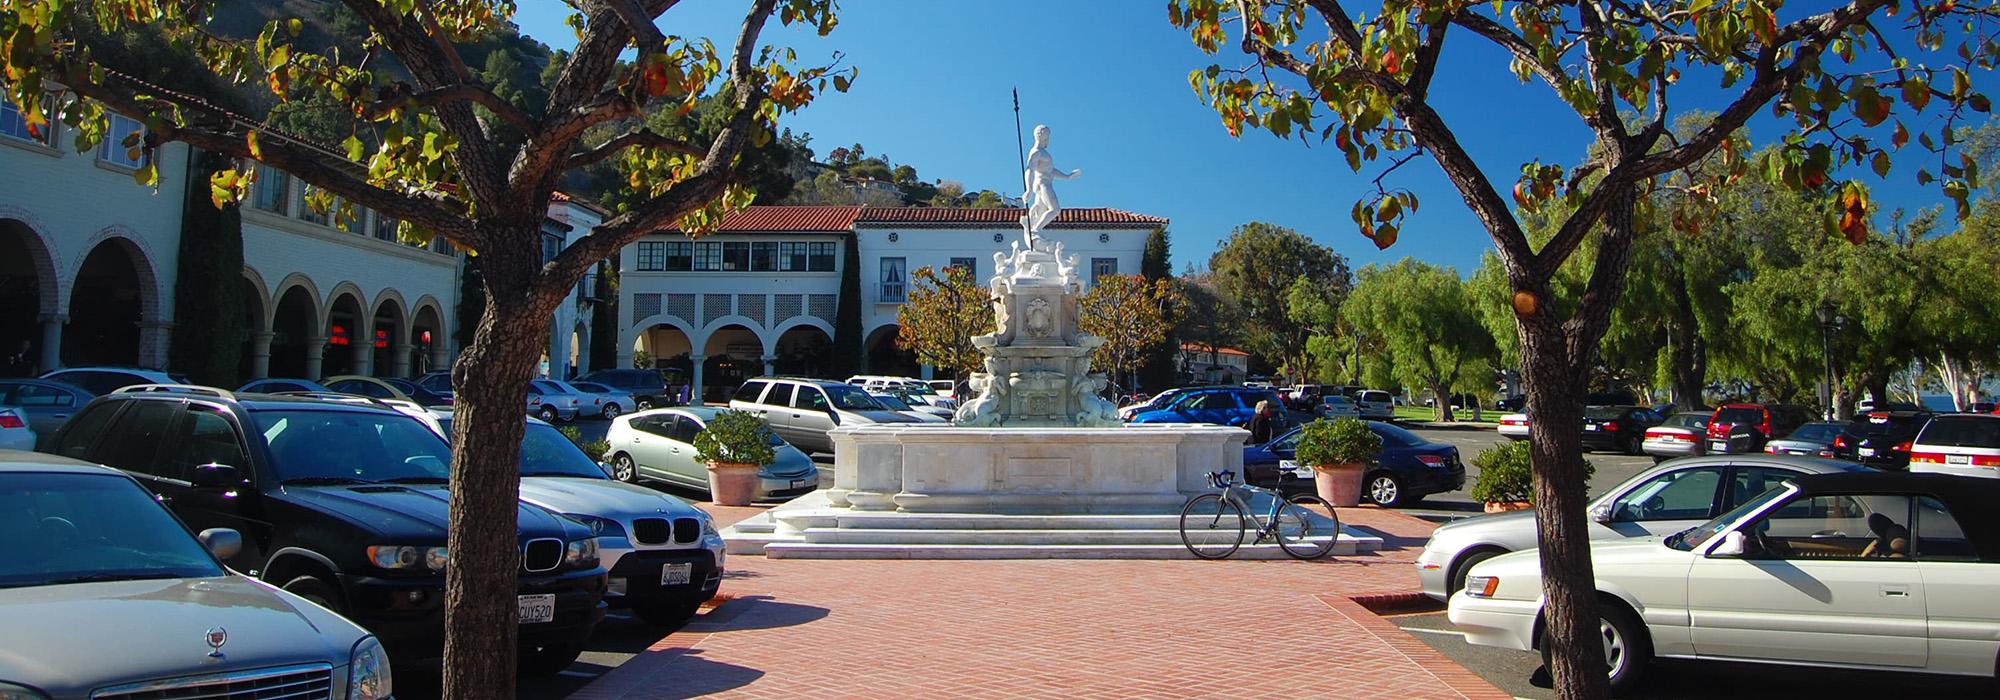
[1216,476,1294,542]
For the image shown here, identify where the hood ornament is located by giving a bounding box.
[205,627,228,658]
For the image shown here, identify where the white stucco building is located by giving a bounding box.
[616,205,1166,402]
[0,99,460,381]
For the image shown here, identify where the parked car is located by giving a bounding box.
[869,392,951,422]
[928,379,957,401]
[729,378,917,454]
[1704,403,1814,454]
[1580,405,1664,455]
[238,378,334,394]
[42,385,608,673]
[1355,389,1396,420]
[1418,454,1863,600]
[414,370,455,404]
[524,379,587,423]
[1494,396,1527,412]
[1907,413,2000,478]
[1763,421,1846,456]
[1641,412,1710,462]
[1127,387,1287,428]
[575,368,672,409]
[1448,471,2000,692]
[1970,401,1996,414]
[605,407,819,501]
[1496,412,1531,440]
[1284,384,1324,411]
[320,375,455,408]
[570,380,639,419]
[1118,387,1193,421]
[0,407,32,451]
[1244,420,1464,508]
[1829,409,1933,470]
[1316,395,1361,419]
[432,412,724,626]
[0,451,393,700]
[0,378,92,440]
[40,366,185,396]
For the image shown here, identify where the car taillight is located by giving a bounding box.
[1603,422,1619,431]
[1832,436,1848,449]
[1763,443,1781,454]
[1416,454,1446,468]
[1708,423,1730,438]
[1909,451,1944,464]
[1978,456,2000,468]
[0,414,21,429]
[1894,441,1911,452]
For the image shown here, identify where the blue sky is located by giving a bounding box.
[514,2,1995,275]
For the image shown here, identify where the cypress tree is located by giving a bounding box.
[829,231,863,377]
[588,258,621,371]
[1137,227,1179,392]
[168,150,246,385]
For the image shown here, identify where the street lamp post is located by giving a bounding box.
[1815,303,1839,420]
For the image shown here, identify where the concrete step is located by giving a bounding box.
[801,526,1323,546]
[761,541,1362,560]
[825,512,1192,531]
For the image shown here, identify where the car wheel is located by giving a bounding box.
[602,403,622,420]
[1541,602,1651,694]
[517,641,585,677]
[1625,434,1644,456]
[636,397,654,410]
[611,453,639,483]
[281,575,344,613]
[1447,549,1504,596]
[1365,471,1406,508]
[537,405,558,423]
[632,599,702,628]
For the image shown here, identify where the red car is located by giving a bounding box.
[1704,403,1814,454]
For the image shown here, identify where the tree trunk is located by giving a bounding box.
[441,233,562,700]
[1519,313,1609,700]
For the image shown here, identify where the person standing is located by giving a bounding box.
[1247,399,1277,445]
[3,340,34,378]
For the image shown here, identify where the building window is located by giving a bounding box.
[95,114,147,169]
[751,242,778,271]
[665,241,693,271]
[340,203,368,235]
[252,164,291,215]
[808,242,836,272]
[694,242,722,271]
[635,241,666,271]
[541,232,563,264]
[376,214,400,242]
[1091,257,1118,285]
[722,242,751,271]
[880,257,906,303]
[779,242,807,271]
[0,98,52,145]
[949,256,978,280]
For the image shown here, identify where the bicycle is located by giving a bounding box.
[1179,469,1339,560]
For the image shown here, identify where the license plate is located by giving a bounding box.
[791,479,804,490]
[1585,424,1598,431]
[1280,459,1312,477]
[661,563,693,586]
[1948,454,1972,465]
[1709,441,1727,452]
[1859,447,1877,457]
[518,594,555,624]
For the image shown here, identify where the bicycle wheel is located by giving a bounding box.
[1179,493,1246,559]
[1274,494,1339,560]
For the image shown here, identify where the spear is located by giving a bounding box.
[1013,88,1026,194]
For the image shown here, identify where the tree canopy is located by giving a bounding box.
[1207,221,1351,381]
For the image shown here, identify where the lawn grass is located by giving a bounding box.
[1393,404,1498,424]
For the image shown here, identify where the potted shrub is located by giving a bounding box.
[1469,440,1593,513]
[691,410,777,506]
[1292,418,1381,507]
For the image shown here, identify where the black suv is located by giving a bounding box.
[575,369,672,409]
[1829,409,1933,470]
[43,385,607,674]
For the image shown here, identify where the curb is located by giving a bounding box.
[1318,594,1514,700]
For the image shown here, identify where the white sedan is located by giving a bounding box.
[0,407,32,451]
[1497,413,1530,440]
[1448,471,2000,692]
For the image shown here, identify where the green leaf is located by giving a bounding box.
[246,131,262,160]
[1871,151,1891,178]
[133,162,158,187]
[343,135,365,161]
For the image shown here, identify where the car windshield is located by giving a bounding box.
[1583,406,1629,420]
[1669,484,1793,551]
[1372,422,1425,447]
[1665,413,1708,429]
[1714,407,1763,425]
[0,472,224,588]
[871,394,912,410]
[255,410,453,484]
[1787,423,1842,442]
[574,382,610,393]
[434,418,608,478]
[1848,413,1926,437]
[1322,397,1353,405]
[1360,391,1390,402]
[824,384,882,410]
[1917,417,2000,448]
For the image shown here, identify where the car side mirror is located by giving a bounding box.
[1708,530,1747,558]
[190,463,242,488]
[198,528,242,559]
[1589,503,1614,524]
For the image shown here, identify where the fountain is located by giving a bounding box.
[721,126,1379,558]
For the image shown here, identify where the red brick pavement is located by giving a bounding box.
[573,506,1506,699]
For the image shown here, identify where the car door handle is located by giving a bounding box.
[50,413,68,419]
[1880,585,1910,598]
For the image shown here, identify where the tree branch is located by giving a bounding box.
[566,128,703,170]
[366,83,537,135]
[1407,18,1448,100]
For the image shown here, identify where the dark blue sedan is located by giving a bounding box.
[1243,421,1465,507]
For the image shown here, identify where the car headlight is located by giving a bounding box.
[367,545,448,572]
[570,514,625,538]
[564,537,600,568]
[347,636,392,700]
[1464,575,1501,598]
[700,517,720,540]
[0,683,50,700]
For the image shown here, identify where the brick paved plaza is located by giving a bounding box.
[570,508,1509,699]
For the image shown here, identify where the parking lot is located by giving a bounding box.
[1393,423,1657,521]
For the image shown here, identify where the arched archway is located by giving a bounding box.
[628,315,696,401]
[410,302,445,375]
[701,324,762,403]
[237,275,269,380]
[64,237,157,368]
[322,288,367,377]
[0,218,59,373]
[864,324,918,377]
[773,321,834,378]
[269,283,320,379]
[370,293,407,377]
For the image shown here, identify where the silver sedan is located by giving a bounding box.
[571,381,639,420]
[1415,454,1867,600]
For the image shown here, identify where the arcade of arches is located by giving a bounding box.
[626,320,922,405]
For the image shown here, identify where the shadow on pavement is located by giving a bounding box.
[696,595,829,632]
[1345,524,1429,550]
[627,651,767,699]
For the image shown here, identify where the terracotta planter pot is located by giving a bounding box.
[706,461,761,506]
[1483,500,1533,514]
[1313,463,1366,507]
